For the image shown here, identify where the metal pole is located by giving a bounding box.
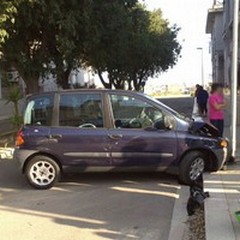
[0,74,2,99]
[197,47,204,86]
[201,49,204,87]
[231,0,239,157]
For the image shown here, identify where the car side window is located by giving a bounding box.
[59,93,103,128]
[24,95,54,126]
[110,94,167,129]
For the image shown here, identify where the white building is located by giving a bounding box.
[68,67,95,89]
[222,0,234,87]
[206,0,240,87]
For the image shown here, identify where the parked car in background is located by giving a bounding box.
[14,89,230,189]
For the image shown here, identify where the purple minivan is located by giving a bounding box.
[14,89,230,189]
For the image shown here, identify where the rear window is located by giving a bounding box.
[24,95,54,126]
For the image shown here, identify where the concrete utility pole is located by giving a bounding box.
[231,0,239,157]
[197,47,204,87]
[0,75,2,99]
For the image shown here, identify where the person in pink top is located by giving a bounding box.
[208,83,227,136]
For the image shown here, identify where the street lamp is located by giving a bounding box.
[197,47,204,87]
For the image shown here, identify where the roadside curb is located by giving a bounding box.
[203,172,236,240]
[168,184,189,240]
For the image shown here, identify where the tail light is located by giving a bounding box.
[16,130,24,147]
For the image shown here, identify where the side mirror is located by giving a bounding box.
[164,115,175,130]
[154,116,174,130]
[154,120,166,130]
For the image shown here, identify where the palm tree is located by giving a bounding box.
[5,85,23,130]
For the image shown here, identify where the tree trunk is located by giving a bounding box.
[110,73,125,89]
[58,68,71,89]
[113,80,124,89]
[25,75,40,94]
[98,71,112,89]
[13,101,19,117]
[133,76,145,91]
[133,78,141,91]
[127,80,132,90]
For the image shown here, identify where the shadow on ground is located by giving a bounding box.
[0,159,180,240]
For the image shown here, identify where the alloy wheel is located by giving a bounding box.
[189,157,205,180]
[29,161,56,187]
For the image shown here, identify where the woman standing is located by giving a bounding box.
[208,83,227,137]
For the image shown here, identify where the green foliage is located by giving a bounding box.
[86,4,181,90]
[5,84,22,105]
[0,0,181,92]
[10,114,23,130]
[84,1,136,89]
[0,0,89,91]
[5,84,23,130]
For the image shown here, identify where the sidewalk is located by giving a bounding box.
[192,95,240,239]
[204,124,240,240]
[204,162,240,240]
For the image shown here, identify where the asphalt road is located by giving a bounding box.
[159,97,194,118]
[0,159,180,240]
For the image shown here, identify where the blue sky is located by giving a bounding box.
[144,0,213,87]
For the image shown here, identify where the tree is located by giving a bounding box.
[0,0,89,92]
[0,0,49,93]
[5,84,23,130]
[0,1,181,93]
[86,4,181,91]
[83,0,138,89]
[128,8,181,91]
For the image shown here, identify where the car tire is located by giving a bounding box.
[25,155,60,189]
[179,151,205,185]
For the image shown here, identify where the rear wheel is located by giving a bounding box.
[179,151,205,185]
[25,155,60,189]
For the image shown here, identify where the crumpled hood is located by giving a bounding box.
[189,121,220,138]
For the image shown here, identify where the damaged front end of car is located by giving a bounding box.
[188,120,233,167]
[189,121,220,138]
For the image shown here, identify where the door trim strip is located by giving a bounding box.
[64,152,173,158]
[64,152,110,158]
[111,152,173,158]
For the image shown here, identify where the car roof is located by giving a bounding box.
[27,89,146,97]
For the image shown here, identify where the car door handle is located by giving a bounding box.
[48,134,62,139]
[108,134,123,140]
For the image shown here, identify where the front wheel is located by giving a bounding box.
[25,155,60,189]
[179,151,205,185]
